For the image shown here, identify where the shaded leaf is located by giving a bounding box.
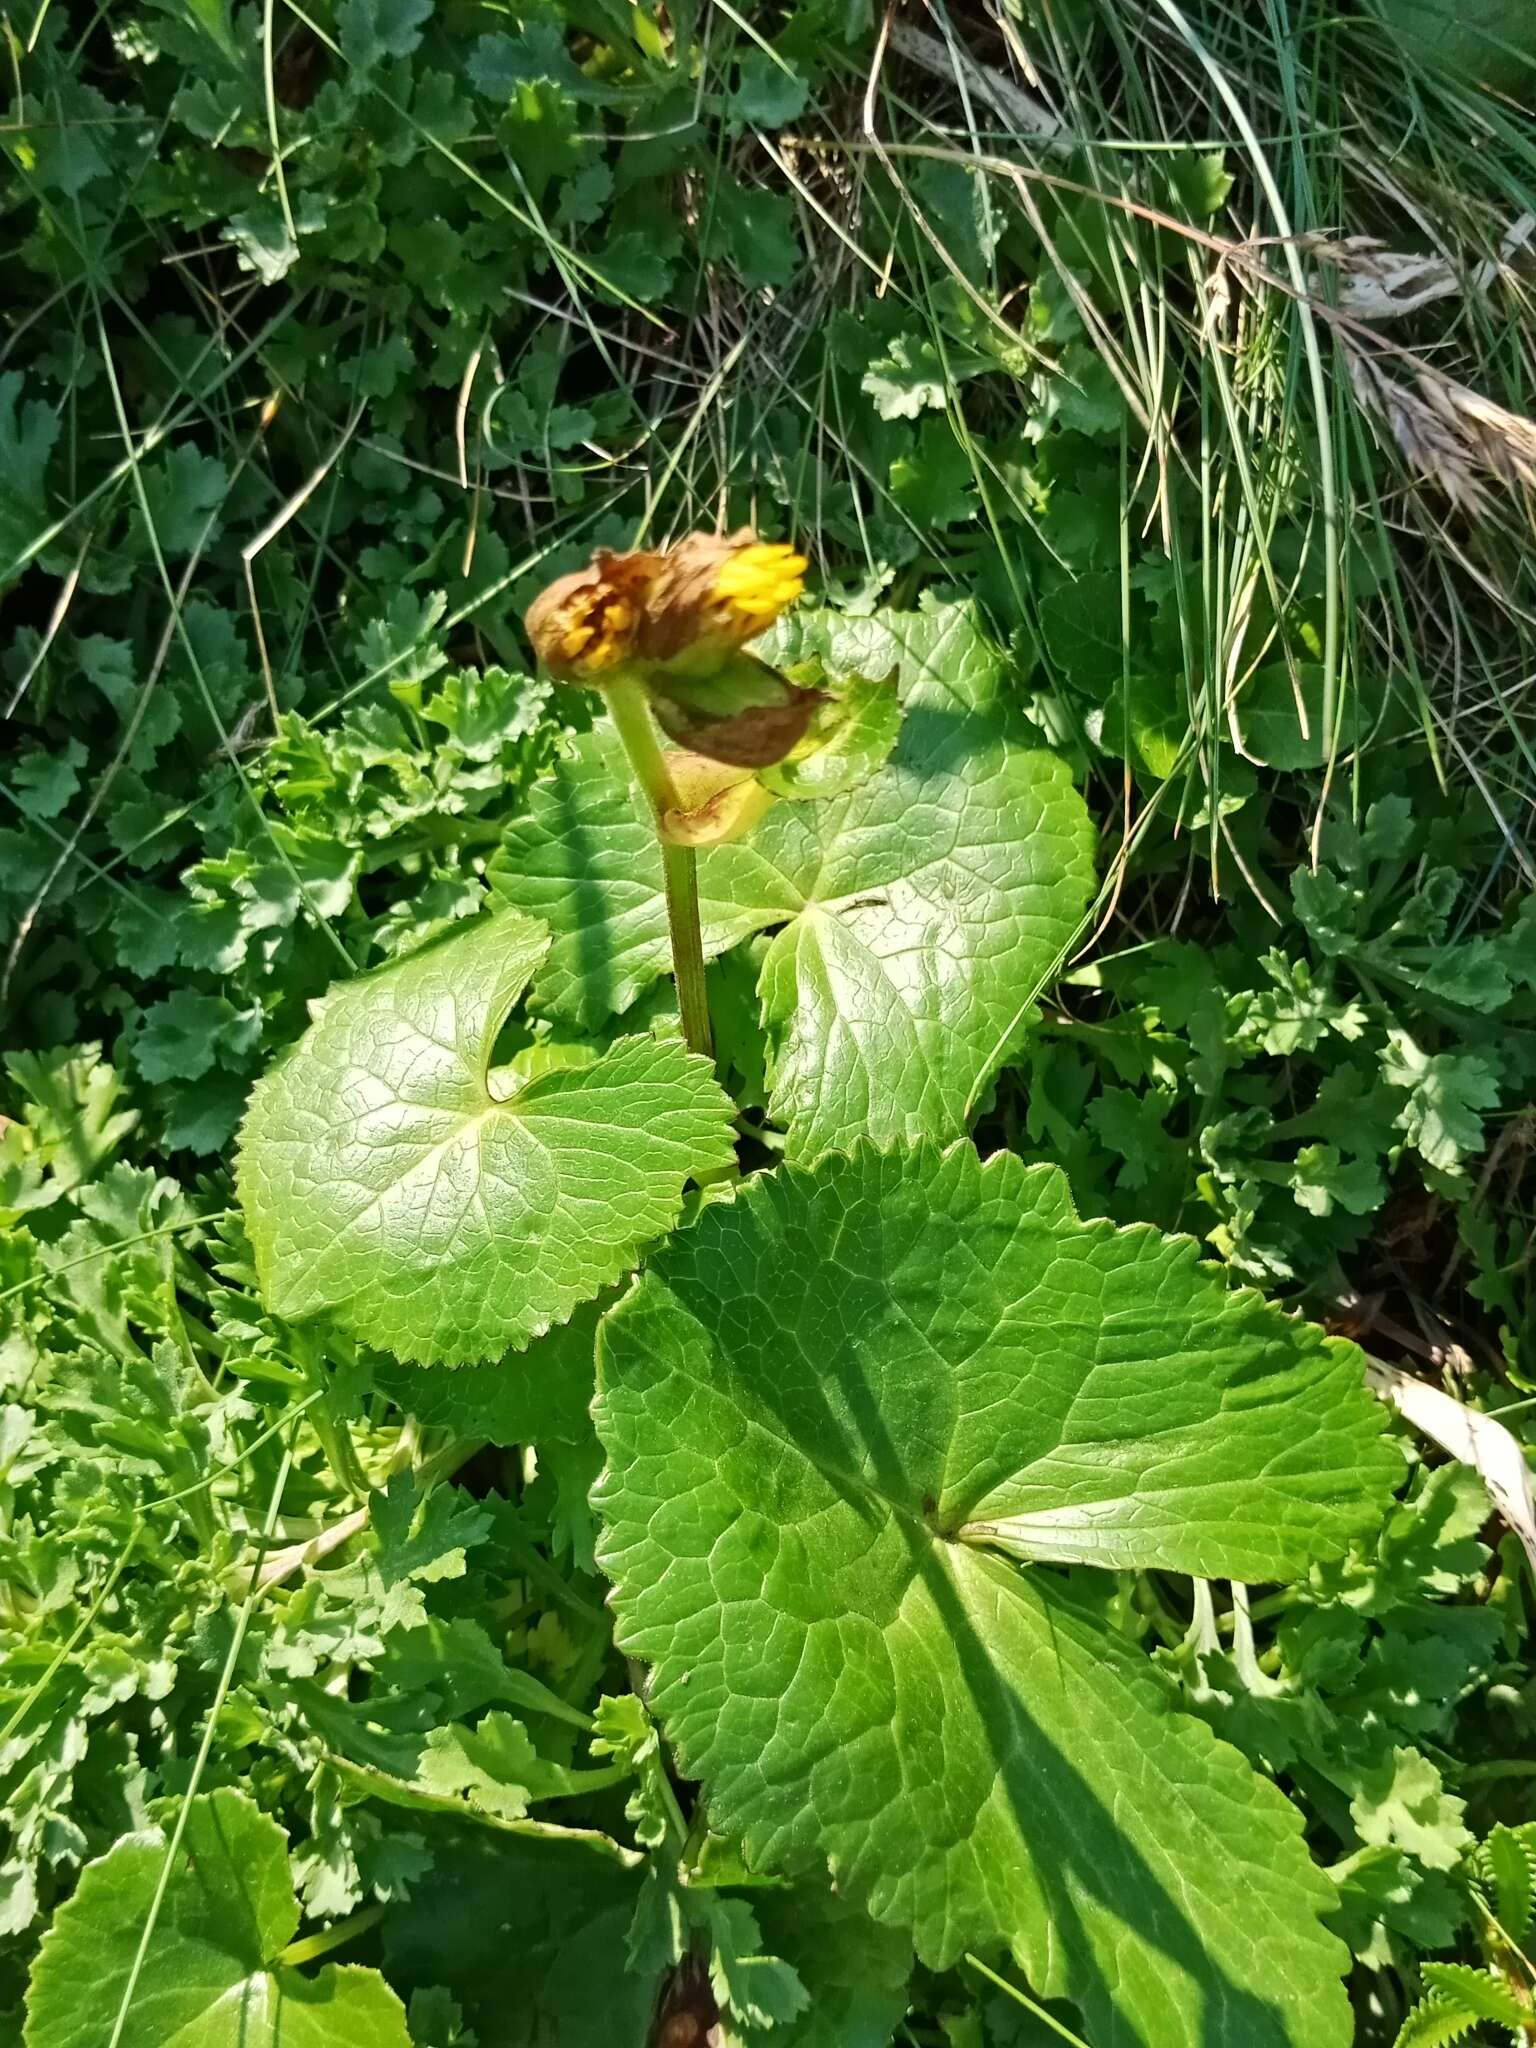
[749,1886,911,2048]
[1482,1823,1536,1942]
[384,1835,650,2048]
[372,1294,606,1445]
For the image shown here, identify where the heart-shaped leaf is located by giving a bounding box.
[24,1789,410,2048]
[237,911,736,1364]
[592,1143,1400,2048]
[492,603,1095,1160]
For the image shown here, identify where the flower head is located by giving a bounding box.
[710,541,808,625]
[523,549,662,683]
[524,530,806,682]
[637,529,806,661]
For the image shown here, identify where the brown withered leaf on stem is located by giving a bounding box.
[659,753,774,846]
[650,682,824,768]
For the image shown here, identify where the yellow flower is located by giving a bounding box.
[710,542,808,625]
[640,529,807,661]
[558,590,635,668]
[524,531,807,681]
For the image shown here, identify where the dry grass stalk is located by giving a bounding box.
[1341,333,1536,520]
[885,22,1065,142]
[1300,215,1536,320]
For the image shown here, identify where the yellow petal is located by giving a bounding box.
[711,542,808,621]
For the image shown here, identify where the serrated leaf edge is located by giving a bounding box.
[591,1134,1372,1998]
[597,1134,1400,1523]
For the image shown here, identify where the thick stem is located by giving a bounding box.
[659,840,713,1060]
[604,676,713,1061]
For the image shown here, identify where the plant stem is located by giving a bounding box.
[659,840,712,1059]
[277,1903,385,1969]
[965,1955,1092,2048]
[604,675,713,1060]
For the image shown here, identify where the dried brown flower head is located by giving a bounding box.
[523,548,664,682]
[523,530,807,680]
[639,530,808,662]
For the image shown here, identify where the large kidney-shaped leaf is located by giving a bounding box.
[25,1789,410,2048]
[237,911,735,1364]
[592,1144,1400,2048]
[491,603,1095,1160]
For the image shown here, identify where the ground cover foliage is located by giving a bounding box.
[3,0,1536,2042]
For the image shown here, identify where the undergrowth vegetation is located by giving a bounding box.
[3,1,1536,2043]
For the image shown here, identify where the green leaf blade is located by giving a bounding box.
[237,911,736,1364]
[1417,1962,1527,2028]
[24,1790,410,2048]
[593,1143,1397,2047]
[488,726,799,1026]
[750,605,1096,1160]
[1483,1822,1536,1940]
[383,1836,650,2048]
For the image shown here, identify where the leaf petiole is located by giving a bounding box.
[276,1903,385,1970]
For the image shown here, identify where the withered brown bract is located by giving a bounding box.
[648,680,824,768]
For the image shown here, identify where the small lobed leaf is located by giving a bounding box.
[749,1886,912,2048]
[1482,1822,1536,1942]
[1417,1963,1528,2029]
[593,1142,1400,2048]
[1383,1030,1501,1175]
[704,1896,811,2031]
[414,1710,620,1820]
[1345,1746,1471,1874]
[24,1788,411,2048]
[237,910,736,1364]
[860,331,991,420]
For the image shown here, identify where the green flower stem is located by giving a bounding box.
[604,674,713,1061]
[658,840,713,1060]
